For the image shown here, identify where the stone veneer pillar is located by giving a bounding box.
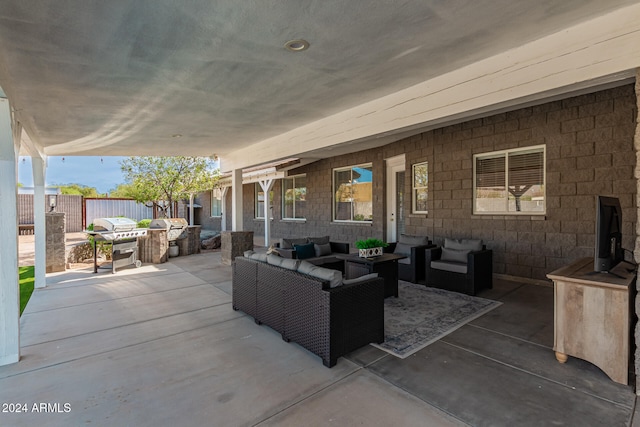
[634,69,640,392]
[45,212,66,273]
[221,231,253,265]
[137,229,168,264]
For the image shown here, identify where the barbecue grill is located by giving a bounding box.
[149,218,189,241]
[87,217,147,273]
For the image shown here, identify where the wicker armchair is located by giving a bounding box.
[384,234,435,283]
[232,256,385,367]
[425,238,493,296]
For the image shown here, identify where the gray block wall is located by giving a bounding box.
[239,84,637,283]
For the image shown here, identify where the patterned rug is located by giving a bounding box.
[372,281,502,358]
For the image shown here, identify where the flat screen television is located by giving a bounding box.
[594,195,623,273]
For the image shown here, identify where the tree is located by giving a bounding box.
[108,183,138,198]
[120,157,219,218]
[55,183,99,198]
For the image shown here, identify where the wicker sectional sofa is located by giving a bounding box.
[232,255,385,367]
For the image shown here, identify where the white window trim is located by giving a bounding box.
[211,188,222,218]
[473,144,546,215]
[332,163,373,223]
[412,161,428,214]
[282,174,306,220]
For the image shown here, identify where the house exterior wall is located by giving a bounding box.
[239,84,637,282]
[390,84,637,281]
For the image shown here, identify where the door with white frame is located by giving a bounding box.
[386,155,406,243]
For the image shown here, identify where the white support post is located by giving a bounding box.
[188,193,195,226]
[32,156,47,288]
[221,186,229,231]
[0,96,20,366]
[231,169,243,231]
[258,178,275,247]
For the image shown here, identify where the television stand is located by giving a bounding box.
[586,269,626,280]
[547,257,635,385]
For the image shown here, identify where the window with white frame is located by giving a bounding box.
[211,188,223,217]
[255,183,273,219]
[282,175,307,219]
[333,164,373,222]
[412,161,428,213]
[474,145,545,214]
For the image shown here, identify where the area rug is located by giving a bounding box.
[372,281,502,358]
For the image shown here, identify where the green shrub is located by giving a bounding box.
[354,238,388,249]
[137,218,152,228]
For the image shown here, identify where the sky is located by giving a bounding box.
[19,156,126,194]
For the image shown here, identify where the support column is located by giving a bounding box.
[0,95,20,366]
[32,156,47,288]
[634,68,640,392]
[221,186,229,231]
[258,178,274,247]
[231,169,243,231]
[188,193,195,226]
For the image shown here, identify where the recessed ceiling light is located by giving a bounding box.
[171,134,182,138]
[284,39,309,52]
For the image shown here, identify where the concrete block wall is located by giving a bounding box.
[239,83,637,281]
[391,84,637,281]
[242,150,385,248]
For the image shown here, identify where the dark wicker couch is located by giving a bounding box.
[232,256,385,367]
[274,237,350,272]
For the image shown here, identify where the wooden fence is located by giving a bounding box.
[18,194,84,232]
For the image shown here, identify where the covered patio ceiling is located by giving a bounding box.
[1,1,639,172]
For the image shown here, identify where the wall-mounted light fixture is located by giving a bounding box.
[49,195,57,212]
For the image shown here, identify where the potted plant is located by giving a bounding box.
[354,238,388,258]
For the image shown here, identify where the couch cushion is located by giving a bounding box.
[399,234,429,246]
[297,260,317,275]
[440,247,469,263]
[445,238,482,252]
[244,250,268,263]
[393,242,413,257]
[294,243,316,260]
[431,260,468,274]
[343,273,379,285]
[307,236,330,245]
[305,265,343,288]
[267,254,300,270]
[314,242,332,257]
[281,237,309,249]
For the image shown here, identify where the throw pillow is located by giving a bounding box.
[343,273,378,285]
[249,252,268,263]
[445,238,482,252]
[281,237,309,249]
[294,243,316,260]
[305,265,343,288]
[314,242,332,257]
[393,242,413,257]
[440,247,470,263]
[307,236,330,245]
[399,234,429,246]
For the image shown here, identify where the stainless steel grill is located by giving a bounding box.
[92,217,148,241]
[149,218,189,241]
[87,217,147,273]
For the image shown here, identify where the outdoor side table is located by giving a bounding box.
[337,253,405,298]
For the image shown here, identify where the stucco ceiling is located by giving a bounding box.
[0,1,638,170]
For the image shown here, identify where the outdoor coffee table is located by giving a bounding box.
[337,253,406,298]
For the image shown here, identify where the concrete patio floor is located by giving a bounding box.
[1,251,638,426]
